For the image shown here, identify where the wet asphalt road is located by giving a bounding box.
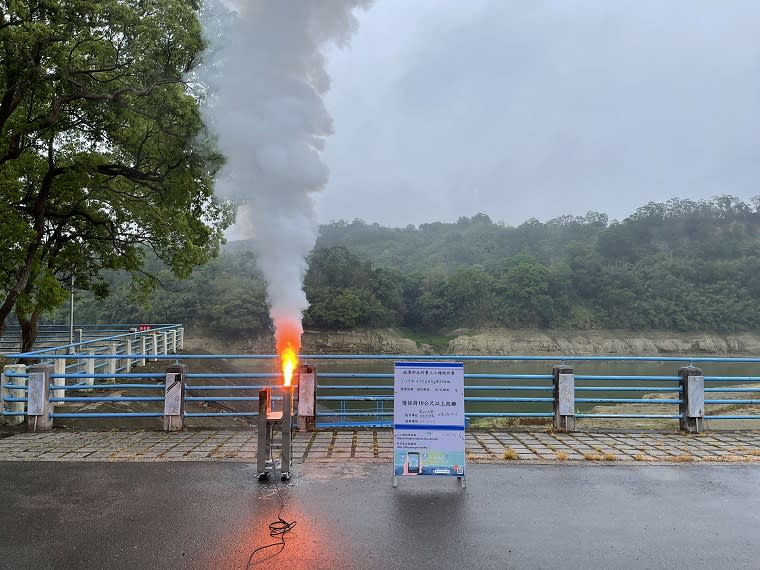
[1,461,759,569]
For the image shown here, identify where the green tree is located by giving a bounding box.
[305,247,369,289]
[368,266,407,324]
[444,267,499,327]
[305,288,363,330]
[498,260,554,327]
[0,0,233,343]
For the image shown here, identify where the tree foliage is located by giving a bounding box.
[45,195,760,338]
[0,0,233,342]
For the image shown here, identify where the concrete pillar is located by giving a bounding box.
[53,358,66,407]
[124,339,133,373]
[178,327,184,350]
[67,329,83,355]
[163,364,186,431]
[170,330,177,354]
[84,349,95,390]
[678,366,705,434]
[553,365,575,432]
[27,364,53,432]
[1,364,27,426]
[139,335,147,367]
[160,331,168,355]
[107,342,118,382]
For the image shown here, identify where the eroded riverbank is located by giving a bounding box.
[187,328,760,356]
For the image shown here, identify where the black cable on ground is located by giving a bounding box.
[246,430,297,568]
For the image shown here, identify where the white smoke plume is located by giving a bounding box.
[200,1,370,351]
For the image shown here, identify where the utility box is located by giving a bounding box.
[27,364,53,432]
[27,373,46,416]
[679,366,704,433]
[687,375,705,418]
[163,365,186,431]
[553,365,575,432]
[297,364,316,430]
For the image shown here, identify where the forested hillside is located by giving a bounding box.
[58,195,760,334]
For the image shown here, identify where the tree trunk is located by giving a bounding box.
[15,307,40,365]
[18,309,39,354]
[0,261,34,337]
[0,149,59,336]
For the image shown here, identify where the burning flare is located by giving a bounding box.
[276,319,301,387]
[280,345,298,387]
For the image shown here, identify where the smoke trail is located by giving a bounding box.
[200,1,370,351]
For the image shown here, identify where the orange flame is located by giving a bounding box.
[276,320,301,387]
[280,345,298,387]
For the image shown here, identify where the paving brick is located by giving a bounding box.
[2,429,759,463]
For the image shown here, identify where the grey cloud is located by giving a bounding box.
[319,0,760,226]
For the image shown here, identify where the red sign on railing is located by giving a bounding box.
[137,325,151,332]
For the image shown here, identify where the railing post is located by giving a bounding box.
[678,366,704,434]
[163,364,186,431]
[553,364,575,432]
[150,333,158,362]
[53,358,66,407]
[170,330,177,353]
[160,331,168,355]
[84,349,95,390]
[108,342,118,382]
[139,335,147,367]
[178,327,184,349]
[27,364,53,432]
[73,328,83,345]
[124,338,133,373]
[1,364,27,426]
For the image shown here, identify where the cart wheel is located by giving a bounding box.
[258,472,269,482]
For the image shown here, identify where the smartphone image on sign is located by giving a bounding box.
[408,452,420,474]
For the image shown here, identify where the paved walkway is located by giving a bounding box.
[5,462,760,569]
[2,429,760,463]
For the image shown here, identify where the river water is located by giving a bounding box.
[292,357,760,418]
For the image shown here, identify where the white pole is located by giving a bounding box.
[85,349,95,390]
[53,358,66,407]
[108,343,118,382]
[150,333,158,362]
[125,338,133,373]
[69,275,74,345]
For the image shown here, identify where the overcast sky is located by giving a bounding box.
[313,0,760,227]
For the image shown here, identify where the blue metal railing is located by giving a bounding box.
[0,323,181,353]
[3,339,760,427]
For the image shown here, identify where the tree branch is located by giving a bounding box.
[45,80,175,126]
[96,163,164,182]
